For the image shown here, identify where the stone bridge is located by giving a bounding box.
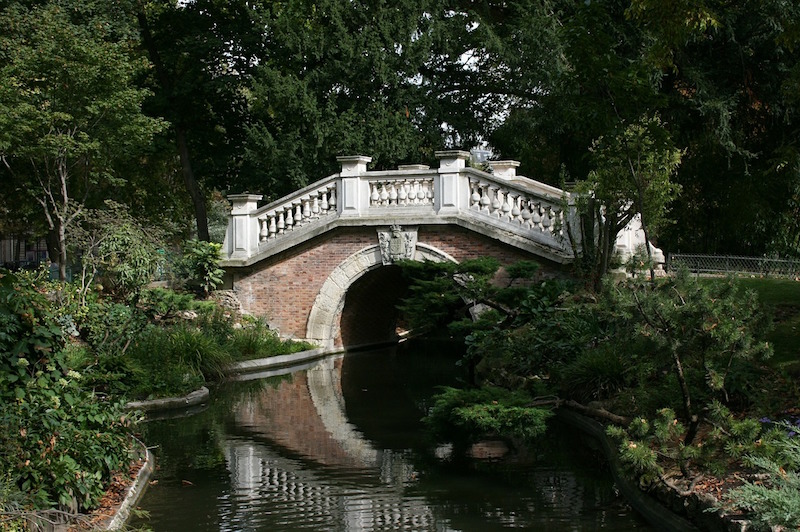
[221,150,647,347]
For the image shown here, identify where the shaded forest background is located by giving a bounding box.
[1,0,799,262]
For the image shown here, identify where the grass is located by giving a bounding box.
[729,277,800,372]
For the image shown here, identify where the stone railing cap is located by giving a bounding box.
[489,160,521,168]
[227,194,263,201]
[434,150,471,160]
[336,155,373,164]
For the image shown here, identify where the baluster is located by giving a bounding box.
[370,182,380,205]
[268,214,277,238]
[398,180,408,205]
[531,203,542,229]
[320,189,329,211]
[510,194,521,223]
[276,210,286,234]
[425,179,434,203]
[501,190,513,221]
[311,196,320,217]
[379,183,389,205]
[303,198,312,220]
[259,218,268,242]
[520,199,532,228]
[542,206,552,232]
[490,186,501,216]
[479,183,491,213]
[470,181,481,209]
[389,182,398,205]
[294,202,303,226]
[328,186,336,212]
[284,203,294,229]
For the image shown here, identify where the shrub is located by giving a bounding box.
[175,239,225,296]
[557,347,626,402]
[719,423,800,530]
[424,386,553,443]
[124,325,208,399]
[0,270,136,512]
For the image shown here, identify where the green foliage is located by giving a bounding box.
[557,347,626,403]
[424,386,553,444]
[398,257,503,335]
[719,425,800,530]
[229,317,315,361]
[0,270,137,512]
[574,114,682,285]
[137,287,201,323]
[606,408,684,486]
[81,297,147,357]
[175,240,225,296]
[605,270,773,442]
[0,0,165,277]
[70,201,164,301]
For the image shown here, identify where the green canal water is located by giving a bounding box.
[132,341,655,531]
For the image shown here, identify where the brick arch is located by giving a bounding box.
[306,243,457,346]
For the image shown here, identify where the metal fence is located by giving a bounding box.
[665,253,800,278]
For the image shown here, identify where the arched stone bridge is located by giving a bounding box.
[221,150,646,347]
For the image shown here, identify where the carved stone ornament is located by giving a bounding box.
[377,225,417,265]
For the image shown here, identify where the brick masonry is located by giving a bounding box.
[229,225,564,346]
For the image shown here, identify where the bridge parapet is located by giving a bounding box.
[223,151,579,267]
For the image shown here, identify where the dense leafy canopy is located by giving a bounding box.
[2,0,800,262]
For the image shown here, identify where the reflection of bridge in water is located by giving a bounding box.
[217,354,610,531]
[225,355,438,530]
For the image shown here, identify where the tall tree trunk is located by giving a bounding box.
[57,218,67,281]
[137,10,209,241]
[176,128,209,241]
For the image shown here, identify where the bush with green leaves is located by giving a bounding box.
[175,239,225,296]
[424,386,553,444]
[557,346,626,403]
[69,201,164,302]
[229,317,315,361]
[606,408,686,486]
[0,270,136,512]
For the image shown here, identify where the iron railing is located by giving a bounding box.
[666,253,800,278]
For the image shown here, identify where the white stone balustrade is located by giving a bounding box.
[467,176,565,237]
[257,181,337,242]
[223,152,578,266]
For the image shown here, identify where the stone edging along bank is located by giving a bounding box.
[122,345,347,411]
[85,439,154,531]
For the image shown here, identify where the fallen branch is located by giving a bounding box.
[564,399,632,426]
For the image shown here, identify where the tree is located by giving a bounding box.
[609,272,772,446]
[136,0,263,240]
[577,115,682,285]
[240,0,458,198]
[0,0,163,280]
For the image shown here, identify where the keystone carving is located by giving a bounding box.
[377,225,417,265]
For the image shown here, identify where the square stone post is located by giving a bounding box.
[226,194,262,259]
[337,155,372,217]
[488,160,520,180]
[435,150,470,214]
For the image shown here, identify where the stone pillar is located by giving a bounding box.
[435,150,470,214]
[226,194,262,259]
[488,160,520,180]
[337,155,372,217]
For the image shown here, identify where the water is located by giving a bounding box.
[132,341,654,531]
